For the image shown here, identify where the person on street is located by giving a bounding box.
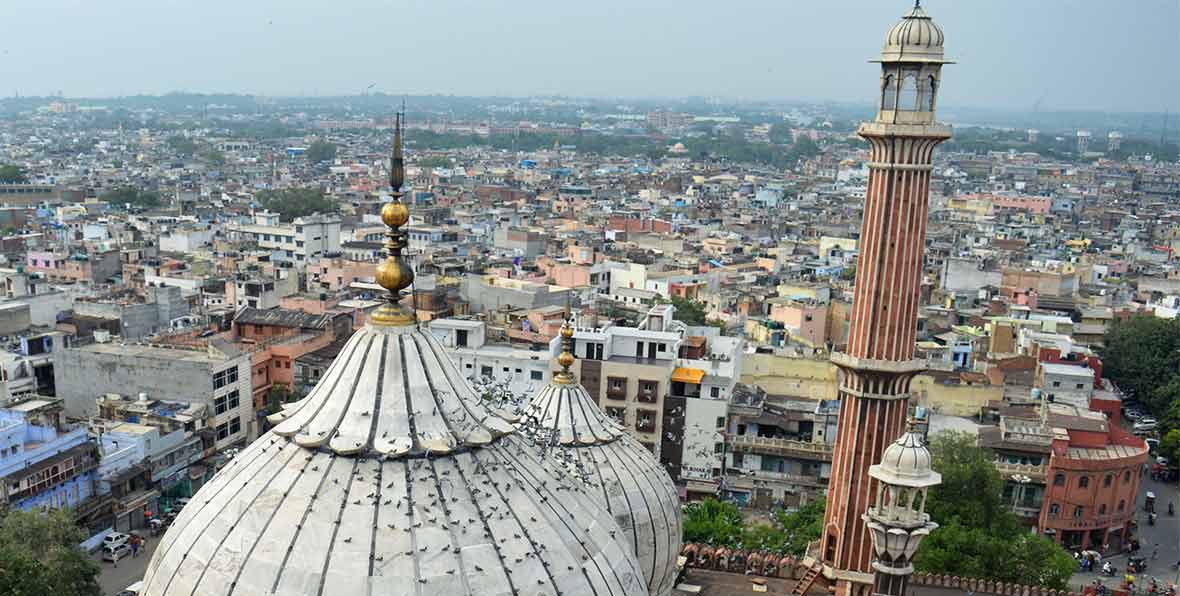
[1153,544,1160,560]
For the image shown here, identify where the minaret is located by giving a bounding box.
[862,423,941,596]
[821,4,952,595]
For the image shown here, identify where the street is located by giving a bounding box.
[95,533,161,596]
[1071,473,1180,592]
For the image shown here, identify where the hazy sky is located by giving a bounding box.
[1,0,1176,113]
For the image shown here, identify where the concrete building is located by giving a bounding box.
[428,318,552,397]
[226,210,342,264]
[979,403,1148,552]
[72,285,190,340]
[460,273,575,314]
[493,226,547,257]
[0,397,98,512]
[55,340,254,449]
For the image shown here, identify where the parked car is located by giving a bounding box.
[102,532,130,549]
[102,543,131,562]
[1124,410,1144,421]
[116,581,144,596]
[1134,420,1158,432]
[1146,438,1160,453]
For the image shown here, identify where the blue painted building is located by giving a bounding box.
[0,397,98,511]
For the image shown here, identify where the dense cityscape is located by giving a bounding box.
[0,2,1176,596]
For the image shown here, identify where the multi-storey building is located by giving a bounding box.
[56,340,254,449]
[979,402,1148,552]
[226,210,341,264]
[0,397,98,512]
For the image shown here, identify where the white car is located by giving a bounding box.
[102,543,131,562]
[102,532,130,549]
[1133,420,1158,432]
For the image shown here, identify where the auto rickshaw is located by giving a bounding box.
[1145,491,1156,513]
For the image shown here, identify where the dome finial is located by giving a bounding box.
[371,109,415,326]
[554,318,577,384]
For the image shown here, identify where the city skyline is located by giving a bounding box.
[1,0,1177,113]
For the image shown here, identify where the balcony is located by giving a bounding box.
[994,461,1048,483]
[729,435,833,461]
[727,469,826,490]
[1045,512,1132,531]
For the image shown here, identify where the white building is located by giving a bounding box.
[427,319,552,397]
[226,211,341,264]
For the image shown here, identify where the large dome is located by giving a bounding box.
[880,4,946,63]
[517,327,683,596]
[140,325,648,596]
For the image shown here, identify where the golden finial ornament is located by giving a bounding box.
[369,110,416,327]
[553,319,577,384]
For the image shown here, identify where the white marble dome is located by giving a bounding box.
[880,4,945,63]
[870,429,941,488]
[140,323,648,596]
[519,371,683,596]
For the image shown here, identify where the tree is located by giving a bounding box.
[101,186,161,209]
[1101,316,1180,417]
[256,187,337,222]
[668,297,710,326]
[768,124,794,145]
[1160,429,1180,464]
[913,432,1076,590]
[682,498,745,547]
[166,135,197,156]
[771,497,826,556]
[0,164,27,183]
[200,148,226,166]
[0,508,101,596]
[305,140,337,164]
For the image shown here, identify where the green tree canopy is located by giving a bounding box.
[101,186,161,209]
[1160,428,1180,464]
[1101,315,1180,417]
[166,135,198,156]
[668,296,710,326]
[913,432,1076,590]
[200,148,226,166]
[683,498,745,547]
[0,164,27,183]
[0,508,101,596]
[256,187,338,222]
[305,140,338,164]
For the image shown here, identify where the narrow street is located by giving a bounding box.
[94,534,162,595]
[1071,474,1180,592]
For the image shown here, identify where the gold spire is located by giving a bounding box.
[370,111,415,326]
[553,320,576,384]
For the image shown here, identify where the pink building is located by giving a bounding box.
[311,258,376,292]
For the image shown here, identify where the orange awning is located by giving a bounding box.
[672,367,705,384]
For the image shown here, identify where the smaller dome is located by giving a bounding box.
[869,429,941,488]
[880,4,946,63]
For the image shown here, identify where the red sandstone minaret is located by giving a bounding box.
[820,4,952,596]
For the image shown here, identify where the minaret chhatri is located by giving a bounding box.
[820,3,952,596]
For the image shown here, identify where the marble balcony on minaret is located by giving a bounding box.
[820,3,953,596]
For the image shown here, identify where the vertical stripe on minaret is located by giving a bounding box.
[821,128,949,596]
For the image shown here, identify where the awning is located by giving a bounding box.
[672,367,705,384]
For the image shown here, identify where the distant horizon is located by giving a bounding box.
[0,1,1175,114]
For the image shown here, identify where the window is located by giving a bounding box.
[230,417,241,435]
[1099,504,1106,515]
[1052,381,1061,388]
[530,370,543,381]
[214,390,240,415]
[1118,499,1125,512]
[1075,383,1085,390]
[657,343,666,352]
[480,366,493,378]
[1124,470,1131,482]
[882,75,897,110]
[924,75,937,110]
[216,422,229,440]
[1048,503,1060,518]
[1073,506,1084,519]
[899,72,919,110]
[710,387,720,398]
[1078,476,1089,489]
[514,368,522,374]
[1053,473,1065,486]
[713,443,724,455]
[213,367,239,390]
[1104,475,1112,488]
[716,417,725,429]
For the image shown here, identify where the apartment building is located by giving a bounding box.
[226,210,341,264]
[55,340,254,449]
[428,318,552,397]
